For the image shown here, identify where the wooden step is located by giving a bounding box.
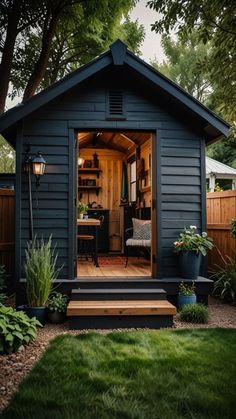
[67,300,176,316]
[71,288,167,301]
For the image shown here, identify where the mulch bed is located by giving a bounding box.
[0,296,236,413]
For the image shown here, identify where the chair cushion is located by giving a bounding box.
[126,238,151,247]
[132,218,151,240]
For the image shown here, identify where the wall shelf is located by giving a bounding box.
[78,168,102,178]
[78,186,101,196]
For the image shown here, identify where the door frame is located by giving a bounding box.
[71,127,160,279]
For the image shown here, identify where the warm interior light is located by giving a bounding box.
[78,157,84,167]
[32,153,46,176]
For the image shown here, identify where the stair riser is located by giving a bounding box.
[71,292,167,301]
[69,315,174,330]
[77,280,164,289]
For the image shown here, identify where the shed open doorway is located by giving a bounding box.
[76,130,155,278]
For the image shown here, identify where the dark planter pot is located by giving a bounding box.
[17,305,47,326]
[178,294,197,309]
[47,310,66,324]
[180,251,201,279]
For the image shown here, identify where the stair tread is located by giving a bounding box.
[67,300,177,316]
[72,288,166,294]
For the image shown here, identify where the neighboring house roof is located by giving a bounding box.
[0,40,230,145]
[206,156,236,179]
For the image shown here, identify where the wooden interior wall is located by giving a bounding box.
[0,189,15,287]
[140,138,152,207]
[207,190,236,271]
[79,148,124,247]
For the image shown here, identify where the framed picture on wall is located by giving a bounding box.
[84,159,93,168]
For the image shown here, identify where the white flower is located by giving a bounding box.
[185,230,191,234]
[190,225,197,229]
[202,232,207,237]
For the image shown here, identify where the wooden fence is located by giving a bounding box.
[0,189,15,285]
[207,190,236,272]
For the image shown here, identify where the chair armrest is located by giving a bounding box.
[125,227,133,240]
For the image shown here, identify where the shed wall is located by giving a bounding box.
[19,68,204,279]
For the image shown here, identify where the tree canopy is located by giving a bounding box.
[147,0,236,121]
[0,0,144,113]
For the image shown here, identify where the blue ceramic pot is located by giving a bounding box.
[180,251,201,279]
[178,294,197,309]
[17,305,46,326]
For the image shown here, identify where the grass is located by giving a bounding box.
[1,329,236,419]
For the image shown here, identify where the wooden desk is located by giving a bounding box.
[77,218,101,266]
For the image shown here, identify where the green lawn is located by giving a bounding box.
[2,329,236,419]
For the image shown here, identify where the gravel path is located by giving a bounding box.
[0,297,236,413]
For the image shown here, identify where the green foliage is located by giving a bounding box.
[2,330,236,418]
[0,264,7,304]
[174,225,214,256]
[212,253,236,303]
[178,281,195,296]
[47,292,68,313]
[231,219,236,239]
[180,303,208,323]
[25,236,60,307]
[0,304,41,355]
[0,135,15,173]
[151,31,212,102]
[8,0,143,98]
[207,137,236,169]
[78,202,88,214]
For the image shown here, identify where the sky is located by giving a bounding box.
[130,1,165,63]
[6,0,165,109]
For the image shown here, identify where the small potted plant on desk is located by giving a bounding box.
[47,292,68,324]
[78,202,88,220]
[20,236,60,326]
[174,225,213,279]
[178,281,196,308]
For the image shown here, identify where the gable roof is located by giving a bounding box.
[0,40,230,143]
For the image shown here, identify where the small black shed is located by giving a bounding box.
[0,40,230,291]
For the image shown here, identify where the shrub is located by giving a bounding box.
[180,303,208,324]
[47,292,68,313]
[25,236,60,307]
[212,253,236,303]
[0,304,42,354]
[0,265,7,304]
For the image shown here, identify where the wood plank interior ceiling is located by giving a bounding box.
[78,131,151,153]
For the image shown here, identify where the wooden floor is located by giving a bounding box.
[77,257,151,277]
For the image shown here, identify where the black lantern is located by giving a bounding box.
[31,153,46,187]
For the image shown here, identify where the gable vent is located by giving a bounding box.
[106,90,126,119]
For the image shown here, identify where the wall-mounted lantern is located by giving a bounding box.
[31,153,46,187]
[23,146,47,240]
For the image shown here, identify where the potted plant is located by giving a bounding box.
[47,292,68,324]
[78,202,88,219]
[174,225,213,279]
[21,236,60,325]
[178,281,196,308]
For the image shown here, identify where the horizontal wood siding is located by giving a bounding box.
[19,67,205,279]
[21,125,69,278]
[161,130,202,277]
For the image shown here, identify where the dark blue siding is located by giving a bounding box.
[19,68,205,279]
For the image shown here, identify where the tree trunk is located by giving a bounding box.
[0,0,21,114]
[23,8,59,101]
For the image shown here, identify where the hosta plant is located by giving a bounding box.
[0,304,41,354]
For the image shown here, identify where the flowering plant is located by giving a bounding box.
[179,281,195,296]
[174,225,213,256]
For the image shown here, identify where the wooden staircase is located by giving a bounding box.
[67,286,177,329]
